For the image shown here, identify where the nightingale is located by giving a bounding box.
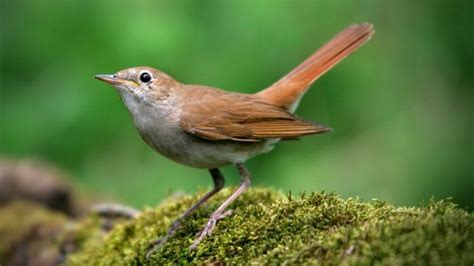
[95,23,374,255]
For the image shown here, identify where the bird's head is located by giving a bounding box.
[95,66,178,102]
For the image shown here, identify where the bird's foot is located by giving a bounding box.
[145,219,182,259]
[189,210,233,251]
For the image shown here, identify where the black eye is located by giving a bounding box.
[139,72,152,83]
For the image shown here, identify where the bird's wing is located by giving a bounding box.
[180,89,330,142]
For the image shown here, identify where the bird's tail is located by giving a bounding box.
[257,23,375,112]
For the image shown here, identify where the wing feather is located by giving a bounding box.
[180,88,331,142]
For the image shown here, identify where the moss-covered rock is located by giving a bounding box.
[0,188,472,265]
[0,201,68,265]
[65,188,474,265]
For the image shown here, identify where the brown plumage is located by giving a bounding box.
[178,23,374,142]
[95,23,375,253]
[257,23,374,110]
[180,87,330,142]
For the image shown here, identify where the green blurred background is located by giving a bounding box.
[1,0,472,210]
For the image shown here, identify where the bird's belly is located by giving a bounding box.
[138,125,275,169]
[135,122,276,169]
[127,102,277,169]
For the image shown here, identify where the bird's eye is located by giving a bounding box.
[139,72,152,83]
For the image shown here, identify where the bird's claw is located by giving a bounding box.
[145,220,182,259]
[189,209,233,251]
[145,237,166,259]
[147,209,233,257]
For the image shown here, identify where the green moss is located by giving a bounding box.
[0,189,473,265]
[0,201,67,264]
[60,214,104,262]
[66,188,474,265]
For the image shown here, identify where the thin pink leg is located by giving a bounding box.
[146,168,225,258]
[189,163,251,250]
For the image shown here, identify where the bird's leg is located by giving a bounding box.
[146,168,225,257]
[189,163,251,250]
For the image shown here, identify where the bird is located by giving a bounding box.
[95,23,375,255]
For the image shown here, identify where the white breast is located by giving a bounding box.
[119,91,278,169]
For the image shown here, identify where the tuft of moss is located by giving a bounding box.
[0,201,68,265]
[67,188,474,265]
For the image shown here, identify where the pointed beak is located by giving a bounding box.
[94,74,122,85]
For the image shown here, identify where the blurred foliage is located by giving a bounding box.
[0,201,67,265]
[0,0,472,209]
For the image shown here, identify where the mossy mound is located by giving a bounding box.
[67,188,474,265]
[0,201,68,265]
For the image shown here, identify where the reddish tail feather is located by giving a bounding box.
[257,23,375,112]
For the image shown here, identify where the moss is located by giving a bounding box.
[59,214,104,262]
[66,188,474,265]
[0,201,68,265]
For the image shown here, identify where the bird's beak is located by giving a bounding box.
[94,74,123,86]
